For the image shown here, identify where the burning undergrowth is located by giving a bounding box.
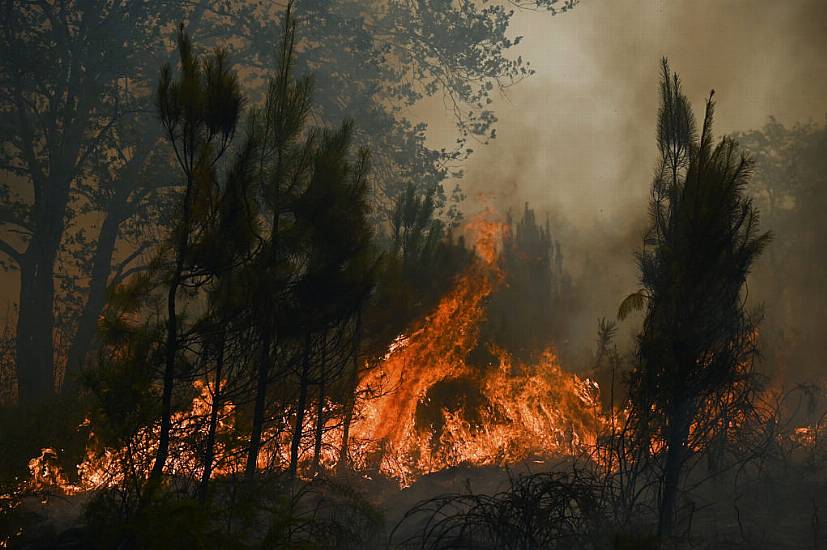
[10,212,603,501]
[13,210,821,515]
[344,214,602,486]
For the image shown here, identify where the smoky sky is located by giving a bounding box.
[414,0,827,353]
[2,0,825,362]
[433,0,827,210]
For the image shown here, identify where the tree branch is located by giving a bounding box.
[0,237,23,265]
[109,241,152,285]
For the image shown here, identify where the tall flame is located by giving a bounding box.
[345,214,602,485]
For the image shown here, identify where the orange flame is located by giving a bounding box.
[15,212,607,493]
[344,214,603,485]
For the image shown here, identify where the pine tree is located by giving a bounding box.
[148,26,243,488]
[242,1,317,479]
[618,59,771,537]
[289,125,375,478]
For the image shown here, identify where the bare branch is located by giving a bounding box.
[0,237,23,264]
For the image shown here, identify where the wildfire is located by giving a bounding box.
[344,215,603,485]
[15,213,606,495]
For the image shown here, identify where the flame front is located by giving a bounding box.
[16,215,605,496]
[345,216,602,485]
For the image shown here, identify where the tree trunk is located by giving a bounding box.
[147,174,195,488]
[64,205,121,393]
[245,123,283,479]
[311,332,327,476]
[245,325,272,480]
[11,76,80,403]
[289,332,312,480]
[338,313,361,473]
[658,405,691,538]
[311,379,325,476]
[148,269,181,486]
[15,174,70,403]
[338,383,355,473]
[15,248,57,402]
[199,327,225,502]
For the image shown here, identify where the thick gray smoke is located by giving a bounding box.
[416,0,827,370]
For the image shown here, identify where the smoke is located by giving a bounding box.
[417,0,827,367]
[2,0,824,374]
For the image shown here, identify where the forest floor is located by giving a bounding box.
[7,458,827,549]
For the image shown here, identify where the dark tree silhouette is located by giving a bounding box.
[484,203,565,362]
[241,3,317,479]
[618,59,771,537]
[289,123,375,479]
[0,1,168,401]
[149,26,243,487]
